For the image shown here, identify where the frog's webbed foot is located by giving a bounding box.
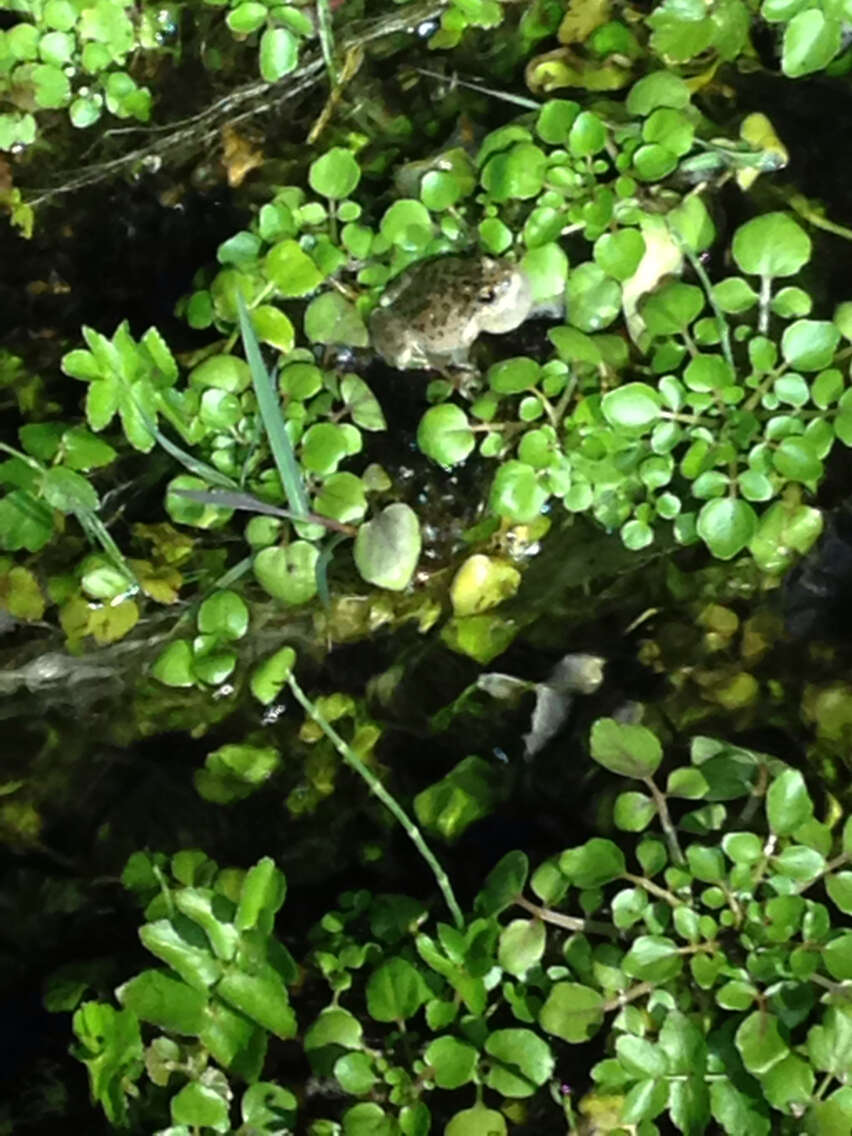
[433,360,480,399]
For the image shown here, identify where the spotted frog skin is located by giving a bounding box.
[369,255,533,371]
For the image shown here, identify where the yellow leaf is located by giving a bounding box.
[0,565,45,620]
[558,0,611,45]
[90,599,139,644]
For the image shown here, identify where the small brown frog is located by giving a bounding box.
[369,254,533,371]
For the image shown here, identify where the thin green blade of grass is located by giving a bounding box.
[149,426,238,489]
[236,293,311,522]
[172,489,353,534]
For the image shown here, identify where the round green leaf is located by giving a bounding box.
[253,542,318,604]
[539,982,605,1043]
[488,461,548,523]
[353,503,420,591]
[483,1029,554,1097]
[735,1011,789,1075]
[198,590,249,640]
[366,957,425,1022]
[259,26,298,81]
[559,838,625,888]
[590,718,663,777]
[696,497,757,560]
[594,229,646,281]
[171,1083,229,1133]
[767,768,814,835]
[602,383,662,432]
[309,148,361,199]
[782,9,841,78]
[732,213,811,279]
[781,319,840,371]
[424,1036,478,1089]
[445,1108,506,1136]
[417,404,475,468]
[227,1,267,32]
[264,239,323,296]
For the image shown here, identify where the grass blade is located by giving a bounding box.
[236,292,310,521]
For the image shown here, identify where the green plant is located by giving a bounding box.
[56,715,852,1134]
[0,0,317,152]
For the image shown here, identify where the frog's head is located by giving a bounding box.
[476,258,533,334]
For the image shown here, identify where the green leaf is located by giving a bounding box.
[305,292,369,346]
[259,26,298,81]
[354,503,420,591]
[566,261,622,332]
[424,1036,478,1089]
[139,919,221,990]
[335,1051,379,1094]
[622,935,683,982]
[264,240,323,297]
[0,490,54,552]
[710,1079,771,1136]
[731,213,811,278]
[613,791,656,831]
[227,2,268,34]
[217,969,297,1039]
[621,1077,669,1123]
[602,382,662,433]
[807,1007,852,1077]
[782,9,841,77]
[414,755,502,842]
[417,404,475,468]
[823,932,852,981]
[366,957,426,1022]
[42,466,99,513]
[590,718,663,777]
[151,640,195,687]
[735,1011,789,1075]
[594,229,646,281]
[481,142,547,202]
[171,1083,229,1133]
[696,497,758,560]
[253,542,319,605]
[341,375,386,431]
[721,832,763,863]
[616,1034,668,1078]
[174,890,238,961]
[236,857,286,931]
[483,1028,554,1097]
[445,1107,506,1136]
[197,589,249,641]
[538,982,605,1043]
[250,646,296,705]
[474,851,529,916]
[559,838,625,887]
[342,1101,394,1135]
[761,1052,815,1114]
[309,147,361,199]
[766,768,814,835]
[826,871,852,915]
[497,919,546,979]
[241,1083,298,1130]
[117,969,207,1035]
[72,1002,143,1128]
[304,1007,363,1055]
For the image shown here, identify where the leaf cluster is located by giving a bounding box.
[58,718,852,1134]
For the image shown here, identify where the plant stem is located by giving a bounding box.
[643,776,685,865]
[514,894,617,938]
[287,673,464,929]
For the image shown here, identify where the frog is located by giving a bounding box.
[368,254,534,372]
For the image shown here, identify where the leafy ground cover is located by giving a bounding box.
[3,1,852,1134]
